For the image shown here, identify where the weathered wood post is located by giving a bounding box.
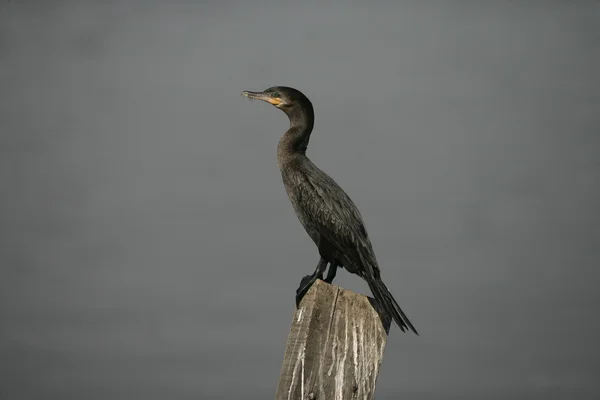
[276,279,392,400]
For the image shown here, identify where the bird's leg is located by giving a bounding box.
[297,269,325,297]
[297,258,327,292]
[296,258,328,307]
[324,261,338,284]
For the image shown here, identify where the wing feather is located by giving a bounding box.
[297,164,381,279]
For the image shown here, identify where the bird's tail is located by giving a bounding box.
[367,278,418,335]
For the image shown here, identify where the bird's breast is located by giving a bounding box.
[280,167,320,246]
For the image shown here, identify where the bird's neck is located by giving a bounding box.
[277,106,314,165]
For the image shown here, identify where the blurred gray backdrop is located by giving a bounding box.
[1,1,599,399]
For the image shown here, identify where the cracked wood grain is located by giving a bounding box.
[276,280,391,400]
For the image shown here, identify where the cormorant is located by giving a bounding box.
[241,86,418,334]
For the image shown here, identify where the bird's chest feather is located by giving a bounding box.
[280,168,320,243]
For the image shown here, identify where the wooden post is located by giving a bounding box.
[276,279,391,400]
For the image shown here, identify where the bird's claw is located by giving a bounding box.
[297,275,313,294]
[296,274,318,308]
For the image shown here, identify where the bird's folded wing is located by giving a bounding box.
[298,168,381,279]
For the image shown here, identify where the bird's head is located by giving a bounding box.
[242,86,314,136]
[241,86,311,113]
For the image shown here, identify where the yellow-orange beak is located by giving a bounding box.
[241,91,282,106]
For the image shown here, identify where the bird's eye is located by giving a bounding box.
[271,91,280,98]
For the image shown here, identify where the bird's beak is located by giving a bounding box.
[241,90,282,106]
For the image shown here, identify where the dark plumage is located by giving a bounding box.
[242,86,418,334]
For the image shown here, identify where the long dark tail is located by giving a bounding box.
[367,279,418,335]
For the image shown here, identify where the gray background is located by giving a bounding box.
[1,1,599,399]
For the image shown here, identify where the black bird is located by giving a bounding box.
[242,86,418,334]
